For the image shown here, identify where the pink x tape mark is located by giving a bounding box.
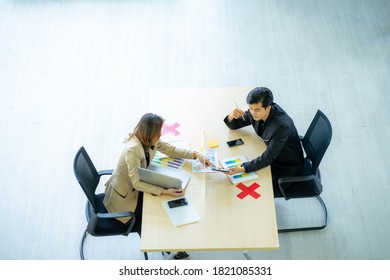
[162,122,181,136]
[236,182,261,199]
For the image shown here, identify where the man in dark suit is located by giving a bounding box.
[224,87,304,197]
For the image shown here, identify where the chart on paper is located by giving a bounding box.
[220,155,258,184]
[150,140,189,170]
[192,148,218,173]
[150,152,186,170]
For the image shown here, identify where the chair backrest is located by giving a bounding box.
[301,110,332,174]
[73,146,100,210]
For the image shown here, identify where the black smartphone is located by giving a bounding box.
[227,138,244,147]
[211,167,230,173]
[168,198,188,209]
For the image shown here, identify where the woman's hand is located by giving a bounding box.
[197,153,213,167]
[162,188,185,197]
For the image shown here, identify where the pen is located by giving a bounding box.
[234,101,246,121]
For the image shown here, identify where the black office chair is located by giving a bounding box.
[276,110,332,232]
[73,146,148,260]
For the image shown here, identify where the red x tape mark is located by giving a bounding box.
[236,182,261,199]
[162,122,181,136]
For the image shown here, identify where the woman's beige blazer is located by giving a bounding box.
[103,136,194,224]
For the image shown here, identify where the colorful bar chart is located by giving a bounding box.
[220,155,258,184]
[151,154,186,170]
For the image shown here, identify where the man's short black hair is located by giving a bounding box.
[246,87,274,108]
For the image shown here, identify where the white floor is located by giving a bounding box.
[1,0,390,260]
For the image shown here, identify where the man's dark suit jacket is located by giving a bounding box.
[224,103,304,193]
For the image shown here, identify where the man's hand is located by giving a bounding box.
[228,166,246,175]
[229,108,246,121]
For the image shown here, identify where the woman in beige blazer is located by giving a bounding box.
[103,113,210,259]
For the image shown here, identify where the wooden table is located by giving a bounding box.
[140,88,279,255]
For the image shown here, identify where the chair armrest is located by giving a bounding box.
[278,175,315,200]
[278,174,314,184]
[97,211,136,219]
[98,169,114,176]
[88,211,137,235]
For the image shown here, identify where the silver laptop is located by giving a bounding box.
[138,165,191,189]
